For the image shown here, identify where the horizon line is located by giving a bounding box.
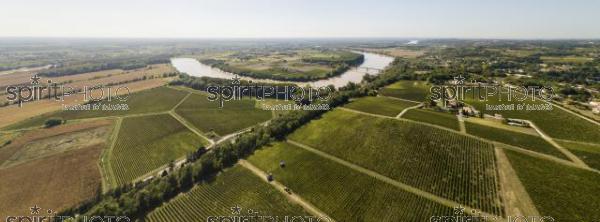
[1,36,600,41]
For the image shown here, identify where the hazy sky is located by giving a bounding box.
[1,0,599,39]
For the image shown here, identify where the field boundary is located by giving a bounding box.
[554,139,600,147]
[100,117,122,191]
[458,114,466,133]
[549,101,600,126]
[172,92,192,111]
[286,140,501,218]
[169,111,214,145]
[494,147,540,217]
[495,142,600,174]
[338,107,600,174]
[127,118,264,185]
[238,160,335,221]
[395,103,423,118]
[378,95,421,103]
[525,120,589,169]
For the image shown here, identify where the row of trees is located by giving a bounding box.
[38,56,171,77]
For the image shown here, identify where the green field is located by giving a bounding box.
[540,56,593,64]
[255,99,296,117]
[465,122,568,160]
[110,114,208,185]
[556,140,600,170]
[379,80,430,101]
[463,92,600,143]
[402,109,459,130]
[175,93,272,136]
[201,49,363,81]
[289,109,504,216]
[247,142,455,221]
[146,165,306,222]
[344,96,418,117]
[6,87,189,130]
[504,149,600,221]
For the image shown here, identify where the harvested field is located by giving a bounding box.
[0,120,113,165]
[0,144,104,219]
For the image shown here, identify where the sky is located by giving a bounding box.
[1,0,599,39]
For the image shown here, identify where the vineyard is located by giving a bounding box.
[6,87,188,130]
[402,108,460,130]
[463,91,600,143]
[247,142,455,221]
[255,99,296,117]
[465,122,568,160]
[378,80,430,101]
[175,93,272,135]
[289,109,504,216]
[146,165,307,222]
[343,96,419,117]
[556,140,600,170]
[504,149,600,221]
[110,114,208,185]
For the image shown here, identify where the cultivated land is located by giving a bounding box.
[379,80,430,101]
[1,123,111,168]
[0,64,175,100]
[504,149,600,221]
[197,49,363,81]
[255,99,296,118]
[344,96,418,117]
[247,142,455,221]
[359,47,426,58]
[0,144,104,219]
[146,165,307,222]
[0,64,177,128]
[3,40,600,221]
[463,117,539,135]
[0,120,113,165]
[465,122,568,160]
[289,109,504,216]
[402,108,459,130]
[110,114,209,185]
[464,93,600,143]
[0,120,114,218]
[174,92,272,136]
[556,140,600,170]
[5,86,188,130]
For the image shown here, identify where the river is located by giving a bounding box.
[170,52,394,88]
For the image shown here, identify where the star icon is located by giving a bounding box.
[231,75,241,85]
[453,205,465,215]
[231,205,242,215]
[454,75,466,85]
[30,205,41,215]
[31,75,41,85]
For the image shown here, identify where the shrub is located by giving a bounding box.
[44,118,64,128]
